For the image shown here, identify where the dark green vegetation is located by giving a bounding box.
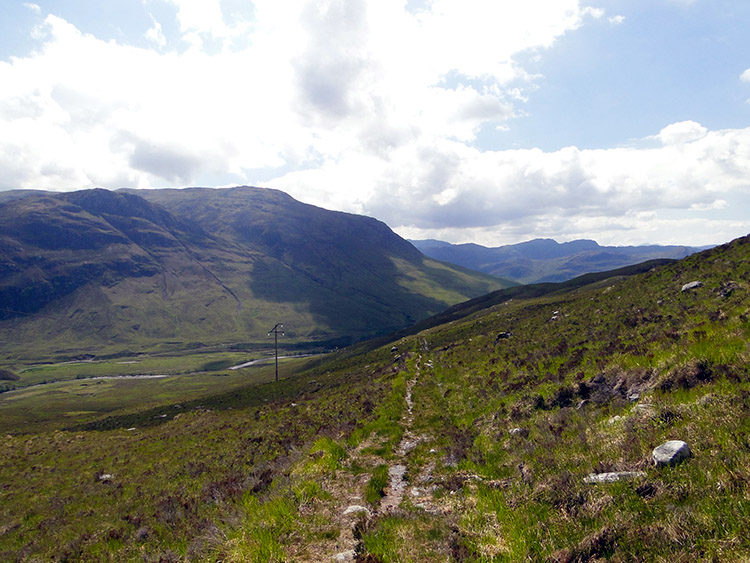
[412,237,703,284]
[1,235,749,561]
[0,187,509,362]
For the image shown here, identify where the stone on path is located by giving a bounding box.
[333,549,356,561]
[584,471,647,484]
[653,440,692,467]
[342,505,370,517]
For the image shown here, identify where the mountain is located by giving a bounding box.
[0,187,511,359]
[411,237,705,284]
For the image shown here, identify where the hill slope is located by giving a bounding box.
[0,187,510,359]
[1,234,748,561]
[412,237,703,284]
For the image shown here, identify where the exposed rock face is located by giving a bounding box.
[584,471,647,484]
[653,440,692,467]
[681,281,703,292]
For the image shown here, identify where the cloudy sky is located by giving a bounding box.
[1,0,749,246]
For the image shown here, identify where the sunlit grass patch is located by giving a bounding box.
[360,513,450,563]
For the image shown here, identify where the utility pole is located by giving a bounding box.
[268,323,284,382]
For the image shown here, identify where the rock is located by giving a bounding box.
[681,281,703,292]
[628,392,640,402]
[717,281,739,298]
[632,403,656,416]
[584,471,647,484]
[390,346,398,353]
[98,473,113,483]
[495,331,513,341]
[509,427,528,438]
[333,550,356,562]
[342,505,370,517]
[653,440,692,467]
[518,462,533,484]
[698,393,716,406]
[607,415,624,425]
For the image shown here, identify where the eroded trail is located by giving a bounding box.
[325,350,446,561]
[379,363,427,515]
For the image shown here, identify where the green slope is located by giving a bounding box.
[2,234,748,561]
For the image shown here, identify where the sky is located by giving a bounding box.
[1,0,749,247]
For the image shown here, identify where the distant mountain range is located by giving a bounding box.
[410,237,708,284]
[0,187,510,359]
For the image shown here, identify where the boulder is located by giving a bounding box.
[653,440,692,467]
[584,471,647,484]
[509,427,528,438]
[342,505,370,517]
[681,281,702,292]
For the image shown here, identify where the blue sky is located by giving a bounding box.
[1,0,749,246]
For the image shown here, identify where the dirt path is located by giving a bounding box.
[379,368,419,514]
[324,352,444,561]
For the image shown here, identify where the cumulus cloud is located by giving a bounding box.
[741,68,750,83]
[656,120,708,145]
[272,123,750,246]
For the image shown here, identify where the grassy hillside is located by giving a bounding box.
[1,235,748,561]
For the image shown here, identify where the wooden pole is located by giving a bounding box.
[274,327,279,382]
[268,323,283,382]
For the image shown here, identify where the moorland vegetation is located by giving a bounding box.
[1,233,748,561]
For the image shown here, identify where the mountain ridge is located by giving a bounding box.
[411,236,706,283]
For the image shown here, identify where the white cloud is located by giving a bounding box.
[145,15,166,48]
[0,1,608,193]
[741,68,750,83]
[2,1,749,246]
[23,3,41,14]
[271,123,750,246]
[656,120,708,145]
